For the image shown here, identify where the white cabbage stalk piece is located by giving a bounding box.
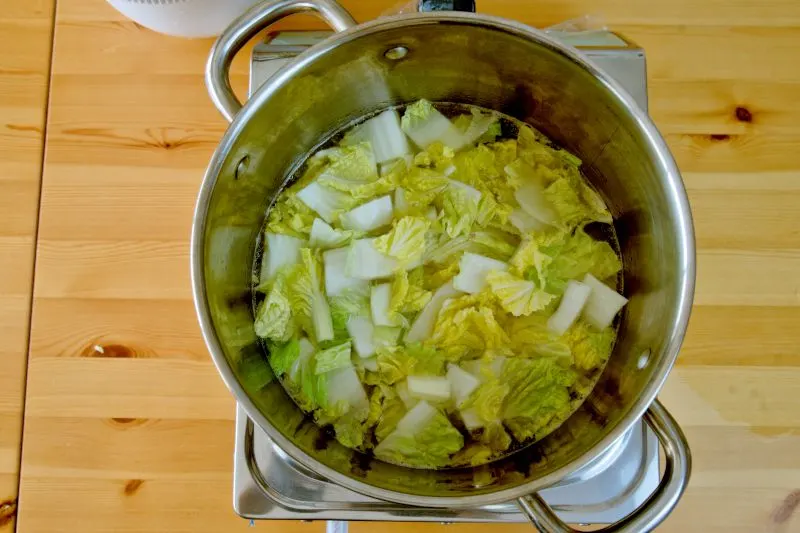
[395,379,417,409]
[402,106,467,151]
[309,218,348,249]
[346,315,375,358]
[370,283,396,327]
[339,195,394,232]
[346,109,411,164]
[346,237,422,280]
[296,181,353,223]
[260,232,304,285]
[509,208,547,233]
[326,365,369,413]
[407,376,451,402]
[452,252,508,294]
[447,179,482,204]
[581,273,628,330]
[513,180,558,226]
[405,281,463,342]
[323,247,368,297]
[460,356,506,382]
[446,364,480,407]
[548,279,592,335]
[393,187,409,216]
[360,356,378,372]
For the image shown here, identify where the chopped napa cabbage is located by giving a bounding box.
[469,230,519,261]
[373,325,403,350]
[269,337,329,414]
[323,247,369,297]
[413,141,455,170]
[311,142,377,182]
[405,281,462,343]
[424,233,470,265]
[401,99,466,151]
[502,356,578,441]
[454,108,501,146]
[461,355,507,382]
[581,273,628,330]
[407,376,451,402]
[315,341,353,374]
[485,270,555,317]
[267,337,304,379]
[375,394,407,441]
[514,180,558,226]
[460,378,512,453]
[400,166,449,208]
[440,180,481,238]
[361,356,379,372]
[374,401,464,467]
[376,350,415,385]
[509,208,547,234]
[319,171,399,202]
[325,365,369,419]
[309,218,357,249]
[260,233,304,286]
[254,275,295,342]
[374,343,446,385]
[446,364,480,407]
[346,237,422,281]
[329,288,370,340]
[259,100,622,468]
[374,216,430,263]
[389,269,432,316]
[395,379,416,408]
[562,320,616,371]
[393,186,409,216]
[516,124,580,170]
[342,109,410,164]
[371,283,402,327]
[430,296,510,357]
[510,228,621,297]
[346,238,398,280]
[452,252,508,294]
[266,193,318,238]
[346,315,375,358]
[287,249,334,342]
[548,279,592,335]
[339,195,394,232]
[296,181,356,223]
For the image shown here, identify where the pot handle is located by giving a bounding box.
[517,400,691,532]
[206,0,356,122]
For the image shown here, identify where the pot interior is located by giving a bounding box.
[196,14,692,502]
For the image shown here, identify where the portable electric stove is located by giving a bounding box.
[234,29,659,527]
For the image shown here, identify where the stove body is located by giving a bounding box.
[234,28,658,526]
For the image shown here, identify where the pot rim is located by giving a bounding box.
[191,11,695,507]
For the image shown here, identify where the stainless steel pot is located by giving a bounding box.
[191,1,696,530]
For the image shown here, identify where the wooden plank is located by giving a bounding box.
[18,0,800,532]
[0,0,54,530]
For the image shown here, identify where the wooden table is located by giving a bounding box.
[0,1,54,530]
[3,0,800,532]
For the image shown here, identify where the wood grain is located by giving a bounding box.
[14,0,800,532]
[0,0,53,530]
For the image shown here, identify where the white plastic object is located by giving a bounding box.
[107,0,263,38]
